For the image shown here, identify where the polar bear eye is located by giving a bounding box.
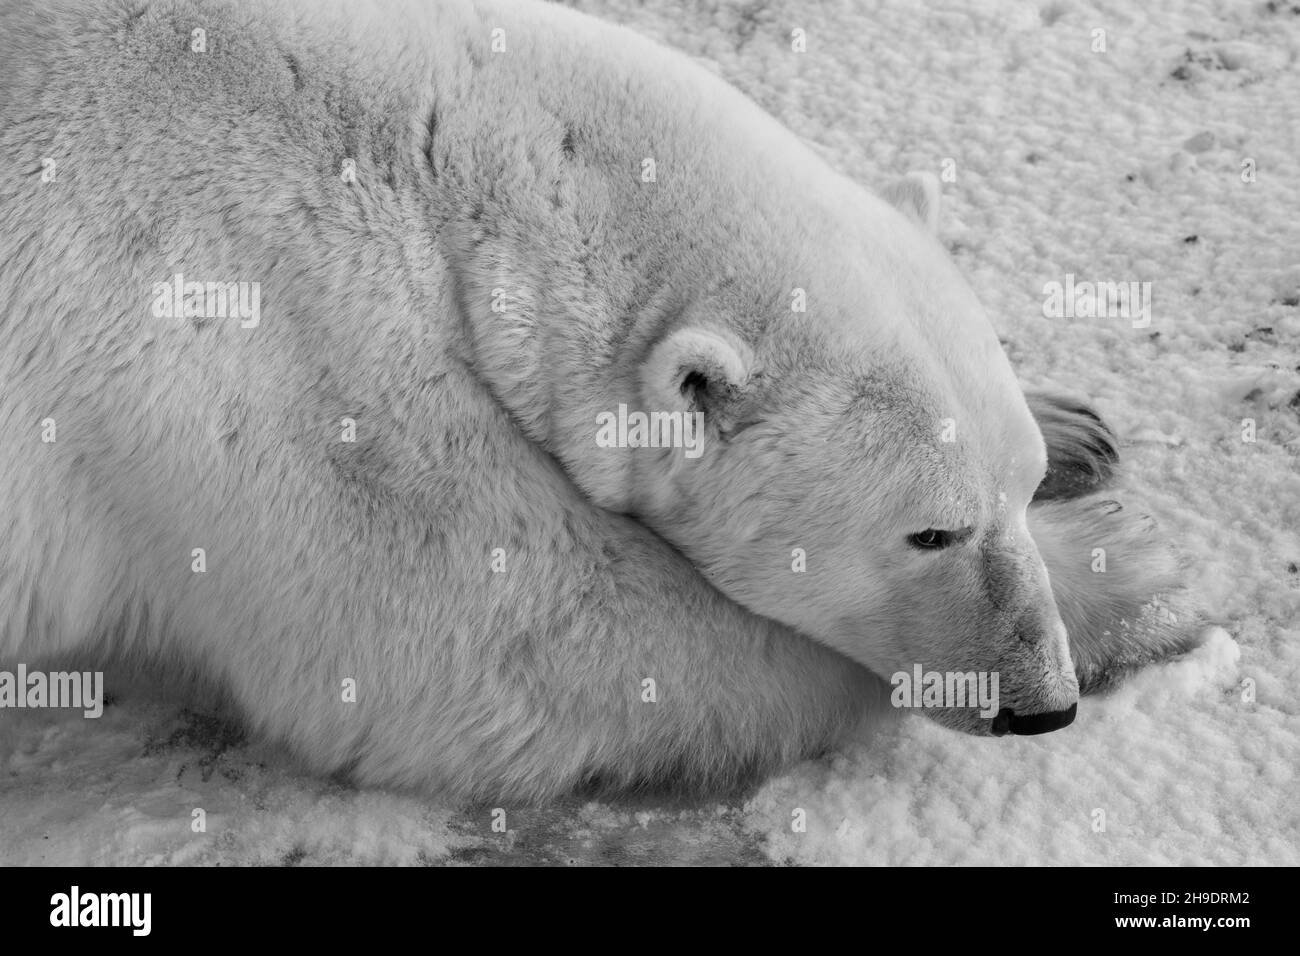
[907,528,973,550]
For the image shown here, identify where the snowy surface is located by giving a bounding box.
[2,0,1298,865]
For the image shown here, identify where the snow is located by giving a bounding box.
[749,628,1294,866]
[2,0,1298,865]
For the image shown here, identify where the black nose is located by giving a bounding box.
[990,702,1077,737]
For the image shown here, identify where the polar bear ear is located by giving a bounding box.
[641,328,755,439]
[881,171,941,235]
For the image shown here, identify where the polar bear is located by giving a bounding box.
[0,0,1192,798]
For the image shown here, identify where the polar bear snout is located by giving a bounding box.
[989,703,1078,737]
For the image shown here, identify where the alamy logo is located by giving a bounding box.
[595,403,705,459]
[890,665,1000,718]
[0,665,104,718]
[50,886,151,936]
[1042,273,1151,328]
[151,272,260,328]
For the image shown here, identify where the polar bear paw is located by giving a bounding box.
[1025,390,1120,502]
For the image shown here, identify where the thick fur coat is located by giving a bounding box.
[0,0,1192,799]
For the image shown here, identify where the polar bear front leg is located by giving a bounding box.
[1022,391,1200,691]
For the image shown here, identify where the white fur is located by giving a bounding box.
[881,171,942,235]
[0,0,1187,799]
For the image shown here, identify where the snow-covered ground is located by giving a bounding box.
[2,0,1297,865]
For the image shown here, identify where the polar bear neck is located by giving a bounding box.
[426,1,907,511]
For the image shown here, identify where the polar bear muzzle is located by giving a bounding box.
[989,703,1078,737]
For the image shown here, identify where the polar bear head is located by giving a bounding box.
[607,179,1078,737]
[442,4,1079,735]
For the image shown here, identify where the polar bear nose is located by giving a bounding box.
[989,703,1077,736]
